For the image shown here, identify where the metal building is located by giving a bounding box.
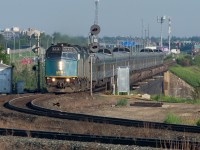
[117,67,130,95]
[0,63,12,94]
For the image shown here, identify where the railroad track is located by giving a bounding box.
[3,94,200,149]
[0,127,199,149]
[5,94,200,133]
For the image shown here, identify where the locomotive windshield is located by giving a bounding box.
[62,52,77,60]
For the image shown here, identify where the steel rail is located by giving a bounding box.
[29,101,200,133]
[4,96,200,134]
[0,127,199,149]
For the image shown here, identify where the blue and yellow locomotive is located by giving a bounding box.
[45,43,90,92]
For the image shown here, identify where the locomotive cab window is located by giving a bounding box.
[62,52,77,60]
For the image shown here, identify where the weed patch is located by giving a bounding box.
[164,113,182,124]
[116,99,128,106]
[151,95,200,104]
[196,119,200,126]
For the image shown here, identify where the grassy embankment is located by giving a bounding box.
[152,55,200,101]
[169,54,200,86]
[169,65,200,87]
[152,55,200,125]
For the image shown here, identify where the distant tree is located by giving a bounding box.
[0,45,9,64]
[191,36,200,42]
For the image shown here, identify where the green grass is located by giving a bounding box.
[10,51,36,61]
[164,113,182,124]
[197,119,200,126]
[169,65,200,87]
[116,99,128,106]
[151,95,200,104]
[192,55,200,67]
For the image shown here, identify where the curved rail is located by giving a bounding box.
[4,96,200,134]
[3,95,200,149]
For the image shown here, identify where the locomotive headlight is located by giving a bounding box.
[66,78,70,82]
[52,78,56,82]
[58,61,63,71]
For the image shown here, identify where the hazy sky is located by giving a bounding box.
[0,0,199,38]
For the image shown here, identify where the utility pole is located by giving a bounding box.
[31,31,41,92]
[148,24,150,46]
[157,16,166,47]
[35,32,41,92]
[141,19,144,48]
[27,29,41,92]
[168,17,172,52]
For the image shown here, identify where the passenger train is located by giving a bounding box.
[45,43,165,93]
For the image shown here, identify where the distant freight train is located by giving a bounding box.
[45,43,165,93]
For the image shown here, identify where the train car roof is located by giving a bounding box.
[46,43,89,55]
[112,47,131,53]
[97,48,112,55]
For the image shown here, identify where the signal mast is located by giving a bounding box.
[157,16,166,48]
[89,0,101,96]
[95,0,99,25]
[88,0,101,53]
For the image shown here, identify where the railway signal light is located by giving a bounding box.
[90,24,100,35]
[32,45,40,53]
[90,42,99,52]
[32,65,37,71]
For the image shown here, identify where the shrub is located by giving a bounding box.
[192,55,200,67]
[164,113,182,124]
[151,95,160,101]
[197,119,200,126]
[116,99,128,106]
[176,54,192,67]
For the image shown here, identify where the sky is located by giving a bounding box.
[0,0,200,38]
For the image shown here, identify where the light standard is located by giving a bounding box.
[157,16,166,48]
